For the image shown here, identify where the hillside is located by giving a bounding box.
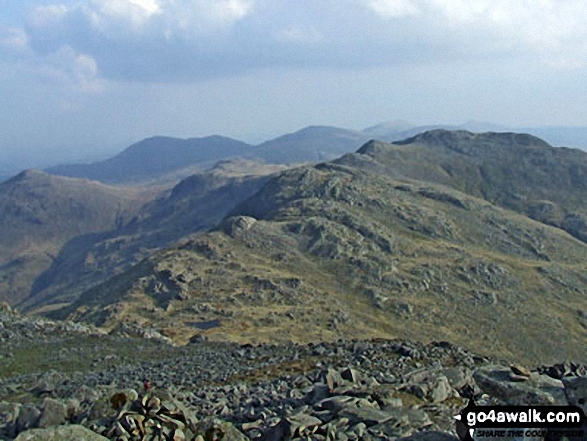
[18,160,292,313]
[51,132,587,365]
[0,170,152,305]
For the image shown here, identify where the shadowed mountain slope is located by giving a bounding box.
[18,160,291,313]
[0,170,151,305]
[51,132,587,365]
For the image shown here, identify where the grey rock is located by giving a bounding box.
[404,369,453,403]
[287,413,323,436]
[562,376,587,413]
[371,384,403,407]
[196,419,248,441]
[316,395,376,413]
[37,398,67,428]
[441,367,473,390]
[325,369,346,391]
[16,405,41,433]
[349,422,367,438]
[171,428,186,441]
[340,407,401,427]
[404,408,433,429]
[223,216,257,237]
[308,383,330,403]
[429,376,453,403]
[259,419,291,441]
[88,399,111,421]
[474,365,567,405]
[340,368,362,384]
[0,401,21,438]
[14,425,109,441]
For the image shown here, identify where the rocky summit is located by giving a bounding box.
[1,305,586,441]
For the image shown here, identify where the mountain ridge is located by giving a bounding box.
[47,130,587,365]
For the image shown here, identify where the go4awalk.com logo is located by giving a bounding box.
[454,400,586,440]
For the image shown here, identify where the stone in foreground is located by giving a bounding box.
[14,424,109,441]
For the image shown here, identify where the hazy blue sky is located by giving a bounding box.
[2,0,587,167]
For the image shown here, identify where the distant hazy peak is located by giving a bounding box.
[261,125,365,142]
[362,119,415,134]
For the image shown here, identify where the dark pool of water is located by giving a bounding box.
[186,319,221,330]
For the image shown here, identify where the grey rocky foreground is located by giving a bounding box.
[1,305,586,440]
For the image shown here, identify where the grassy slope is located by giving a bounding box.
[54,155,587,365]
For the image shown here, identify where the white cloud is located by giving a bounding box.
[162,0,254,35]
[210,0,253,23]
[40,46,105,93]
[8,0,587,87]
[72,0,254,35]
[366,0,587,69]
[368,0,421,18]
[73,52,103,91]
[0,27,30,53]
[86,0,163,31]
[30,4,69,28]
[278,27,323,44]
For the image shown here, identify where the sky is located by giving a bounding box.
[2,0,587,168]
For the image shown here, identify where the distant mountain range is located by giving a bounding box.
[1,127,586,364]
[35,122,587,185]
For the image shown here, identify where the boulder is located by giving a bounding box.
[0,401,21,438]
[562,376,587,413]
[473,365,567,405]
[287,413,323,437]
[14,425,109,441]
[223,216,257,237]
[340,407,402,427]
[37,398,67,428]
[15,405,41,433]
[403,369,454,403]
[196,419,248,441]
